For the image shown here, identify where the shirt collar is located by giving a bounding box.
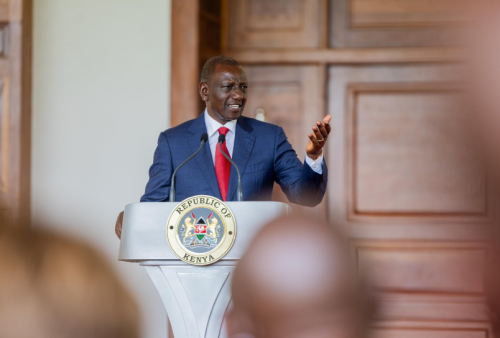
[204,109,237,138]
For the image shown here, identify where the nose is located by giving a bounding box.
[231,87,244,101]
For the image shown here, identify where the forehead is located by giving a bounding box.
[212,64,247,83]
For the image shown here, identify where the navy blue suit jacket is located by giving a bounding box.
[140,114,328,207]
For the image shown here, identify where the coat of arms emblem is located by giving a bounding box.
[181,213,221,249]
[166,195,237,265]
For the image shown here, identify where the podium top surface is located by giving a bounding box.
[118,201,290,262]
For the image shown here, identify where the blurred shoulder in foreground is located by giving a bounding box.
[0,225,139,338]
[228,214,376,338]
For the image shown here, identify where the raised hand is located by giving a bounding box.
[306,115,332,160]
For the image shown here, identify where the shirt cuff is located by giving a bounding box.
[305,152,324,175]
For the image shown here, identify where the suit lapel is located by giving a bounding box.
[227,117,255,201]
[187,114,222,199]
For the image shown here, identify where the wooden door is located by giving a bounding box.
[220,0,493,337]
[0,0,31,227]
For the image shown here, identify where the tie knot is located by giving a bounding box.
[218,127,230,136]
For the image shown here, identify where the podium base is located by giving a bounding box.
[143,261,236,338]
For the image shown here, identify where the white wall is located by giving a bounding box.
[32,1,171,337]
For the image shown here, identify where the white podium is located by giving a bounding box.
[119,201,290,338]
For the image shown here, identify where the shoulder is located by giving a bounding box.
[240,115,282,134]
[160,118,198,139]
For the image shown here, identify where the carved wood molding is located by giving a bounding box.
[371,321,491,338]
[225,47,465,64]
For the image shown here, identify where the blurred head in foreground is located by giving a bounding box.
[0,226,139,338]
[466,5,500,333]
[468,4,500,177]
[228,214,376,338]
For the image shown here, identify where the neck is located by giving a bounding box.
[206,106,230,125]
[206,104,239,125]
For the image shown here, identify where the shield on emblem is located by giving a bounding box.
[194,217,207,240]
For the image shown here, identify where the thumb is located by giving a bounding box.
[323,114,332,124]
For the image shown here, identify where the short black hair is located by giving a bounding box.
[200,55,241,84]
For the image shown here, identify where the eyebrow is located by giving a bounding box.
[221,81,248,86]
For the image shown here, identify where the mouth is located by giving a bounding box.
[227,104,243,113]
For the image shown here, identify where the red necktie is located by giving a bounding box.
[215,127,231,201]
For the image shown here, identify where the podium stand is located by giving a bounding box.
[119,201,290,338]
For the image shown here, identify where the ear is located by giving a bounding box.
[199,82,209,102]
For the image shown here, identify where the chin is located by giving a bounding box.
[224,111,243,121]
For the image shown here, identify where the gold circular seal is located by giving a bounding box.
[166,195,237,266]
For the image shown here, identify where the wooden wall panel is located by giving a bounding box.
[376,295,489,322]
[350,0,470,28]
[247,0,302,30]
[328,64,493,227]
[357,242,486,294]
[199,0,221,63]
[351,85,486,217]
[331,0,470,47]
[372,328,487,338]
[224,0,326,49]
[372,321,492,338]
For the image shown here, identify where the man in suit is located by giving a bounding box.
[115,55,331,238]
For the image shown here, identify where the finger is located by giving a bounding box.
[317,121,329,140]
[308,134,320,148]
[322,114,332,124]
[322,115,332,135]
[324,121,332,134]
[313,125,325,142]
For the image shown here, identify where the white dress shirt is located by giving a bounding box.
[203,109,324,174]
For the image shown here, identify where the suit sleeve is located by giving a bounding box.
[140,132,173,202]
[273,127,328,207]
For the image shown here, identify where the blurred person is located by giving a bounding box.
[467,4,500,178]
[0,225,139,338]
[227,214,376,338]
[466,5,500,335]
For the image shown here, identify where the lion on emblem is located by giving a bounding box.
[181,216,196,243]
[206,216,220,240]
